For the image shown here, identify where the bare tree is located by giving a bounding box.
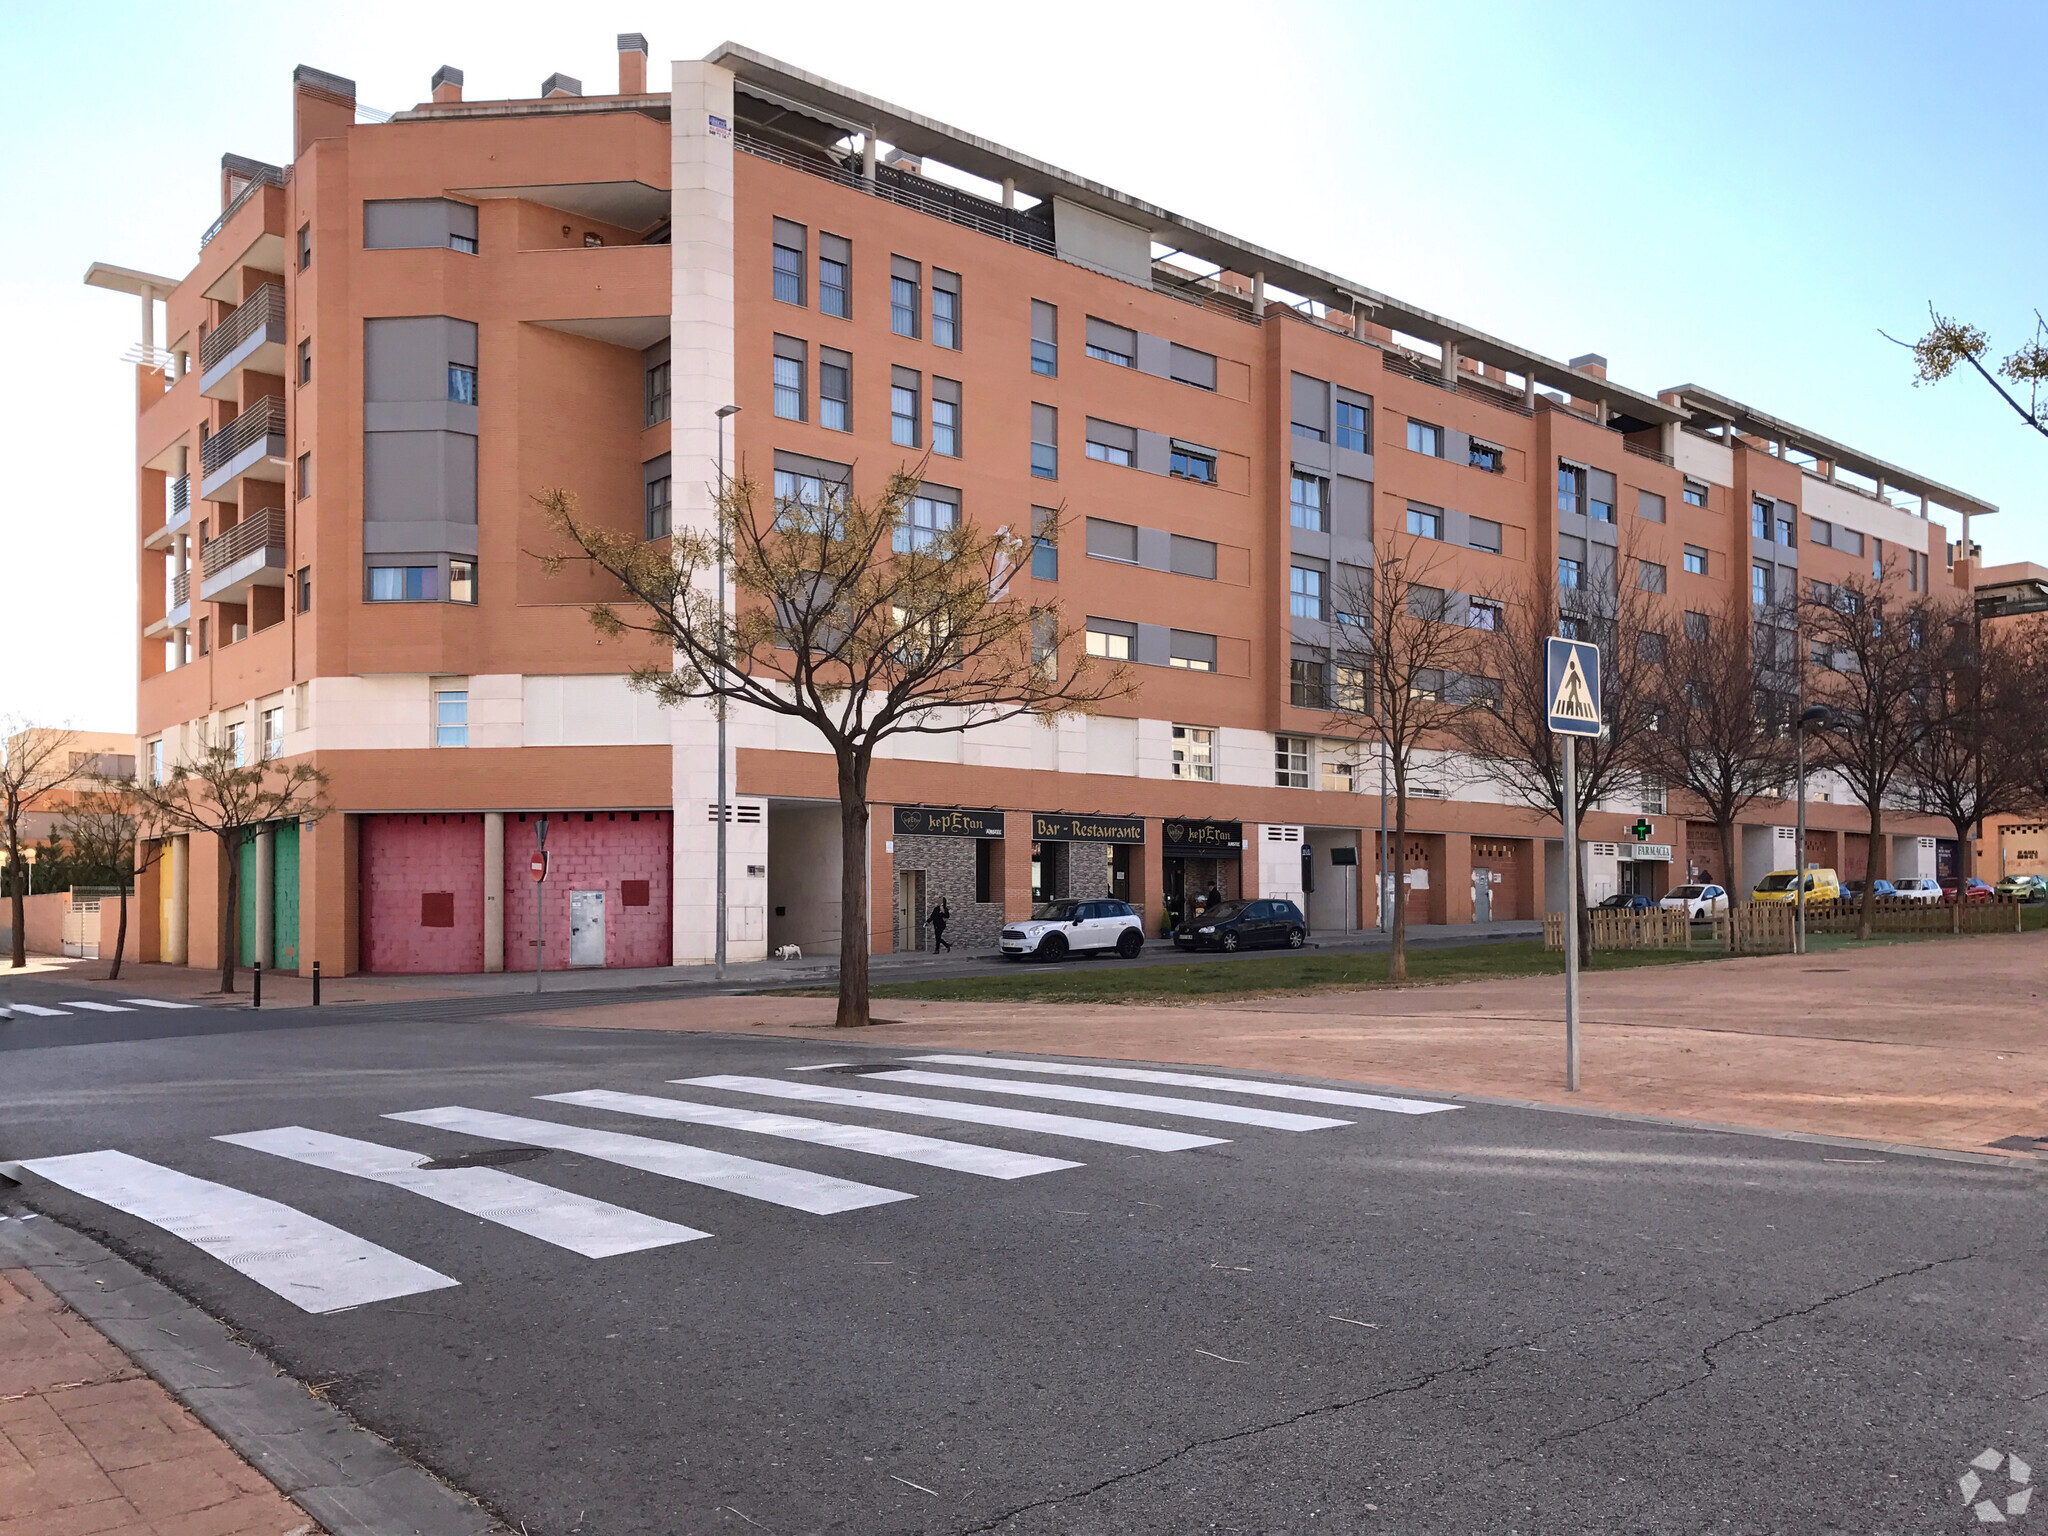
[1323,537,1490,980]
[1446,536,1666,960]
[58,783,166,982]
[1885,304,2048,442]
[1899,604,2037,877]
[123,735,330,993]
[541,466,1133,1028]
[1,721,80,968]
[1642,593,1797,939]
[1801,572,1935,940]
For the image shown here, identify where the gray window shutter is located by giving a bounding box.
[1085,518,1139,562]
[1290,372,1329,431]
[1168,535,1217,579]
[1169,344,1217,390]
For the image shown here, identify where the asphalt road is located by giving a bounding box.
[1,1010,2041,1534]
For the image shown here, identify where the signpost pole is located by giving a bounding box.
[1562,733,1580,1093]
[534,817,548,995]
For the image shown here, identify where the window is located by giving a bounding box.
[1408,584,1448,621]
[1407,504,1442,540]
[1555,615,1581,640]
[1637,489,1666,523]
[1752,498,1770,539]
[1085,418,1135,467]
[1752,562,1771,607]
[773,336,806,420]
[1290,473,1326,532]
[1290,565,1324,620]
[1030,507,1058,581]
[1292,419,1326,444]
[449,229,477,255]
[821,351,852,432]
[1466,598,1501,631]
[1588,468,1615,523]
[931,377,959,455]
[1809,516,1831,546]
[772,218,804,305]
[1169,443,1215,483]
[1684,545,1707,576]
[1638,630,1666,662]
[1289,657,1326,708]
[645,358,670,425]
[1169,630,1216,671]
[436,689,468,747]
[228,721,247,767]
[895,491,956,552]
[1467,517,1502,555]
[1334,665,1369,713]
[1031,404,1057,479]
[297,224,311,270]
[1031,609,1057,679]
[1086,317,1136,367]
[1085,517,1138,563]
[1640,776,1666,814]
[447,363,477,405]
[819,233,850,318]
[1172,725,1214,781]
[1335,398,1369,453]
[932,270,961,349]
[1407,419,1440,456]
[1085,617,1135,660]
[1777,514,1794,546]
[644,474,672,539]
[1469,439,1504,473]
[1030,300,1057,376]
[1558,461,1586,516]
[1169,344,1216,390]
[449,559,475,604]
[1276,736,1309,789]
[890,257,920,337]
[297,338,311,385]
[1683,478,1708,507]
[891,370,920,447]
[296,566,311,613]
[147,739,163,785]
[1638,559,1667,594]
[296,451,312,498]
[197,617,210,655]
[1169,534,1217,579]
[1558,556,1582,589]
[370,565,440,601]
[1836,527,1864,557]
[1684,609,1710,641]
[261,707,284,760]
[773,464,844,527]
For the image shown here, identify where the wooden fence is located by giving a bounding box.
[1545,896,2025,953]
[1806,895,2024,936]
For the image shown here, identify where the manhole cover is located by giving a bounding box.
[419,1147,548,1170]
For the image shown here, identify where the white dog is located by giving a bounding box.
[773,944,803,961]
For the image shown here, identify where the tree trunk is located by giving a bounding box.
[1858,803,1881,942]
[7,828,23,969]
[109,887,128,981]
[833,752,872,1028]
[218,831,239,994]
[1717,818,1740,954]
[1388,788,1409,983]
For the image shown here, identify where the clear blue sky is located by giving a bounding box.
[3,0,2038,731]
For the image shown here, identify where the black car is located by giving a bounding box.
[1172,898,1308,952]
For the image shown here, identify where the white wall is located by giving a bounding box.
[1673,433,1734,487]
[768,802,843,954]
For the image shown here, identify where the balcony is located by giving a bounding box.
[199,507,288,603]
[199,284,286,398]
[146,569,191,639]
[144,475,191,552]
[199,396,287,503]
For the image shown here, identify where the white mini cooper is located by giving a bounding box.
[1000,899,1146,961]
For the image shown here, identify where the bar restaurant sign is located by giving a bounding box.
[892,806,1003,839]
[1164,818,1243,851]
[1032,812,1146,844]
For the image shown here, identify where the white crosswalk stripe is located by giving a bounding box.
[62,1001,135,1013]
[907,1055,1459,1116]
[17,1149,457,1313]
[218,1126,708,1256]
[678,1075,1228,1152]
[865,1069,1351,1132]
[541,1089,1082,1180]
[121,998,198,1010]
[9,1004,70,1017]
[385,1106,914,1215]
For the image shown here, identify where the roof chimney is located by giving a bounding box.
[1568,352,1608,379]
[293,64,356,155]
[431,65,463,104]
[541,72,581,99]
[617,33,648,95]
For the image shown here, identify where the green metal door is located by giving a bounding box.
[272,823,300,970]
[237,831,259,968]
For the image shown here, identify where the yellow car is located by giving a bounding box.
[1752,868,1841,904]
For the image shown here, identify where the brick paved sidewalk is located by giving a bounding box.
[0,1261,315,1536]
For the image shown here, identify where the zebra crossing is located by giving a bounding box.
[10,1054,1460,1315]
[4,998,200,1018]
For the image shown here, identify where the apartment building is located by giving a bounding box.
[91,38,1995,977]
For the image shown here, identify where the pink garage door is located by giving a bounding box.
[505,811,672,970]
[360,814,487,974]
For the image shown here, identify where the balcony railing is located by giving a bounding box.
[200,165,288,250]
[200,397,286,476]
[200,284,284,373]
[201,507,287,578]
[1624,439,1674,467]
[172,569,190,609]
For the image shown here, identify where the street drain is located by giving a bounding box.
[419,1147,548,1170]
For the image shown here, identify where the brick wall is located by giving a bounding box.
[504,811,672,970]
[360,814,486,973]
[892,834,1004,952]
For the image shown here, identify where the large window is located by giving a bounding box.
[772,219,804,305]
[1030,300,1057,376]
[1752,499,1772,539]
[1321,760,1354,792]
[1171,724,1214,781]
[1407,419,1440,457]
[1558,461,1586,516]
[1169,443,1215,483]
[1587,468,1615,522]
[1031,403,1057,479]
[1752,562,1771,607]
[932,378,959,456]
[820,351,851,432]
[1684,545,1708,576]
[1558,556,1582,589]
[436,690,468,748]
[1275,736,1310,789]
[1086,317,1135,368]
[644,474,672,540]
[1469,439,1504,473]
[1289,658,1326,708]
[1334,665,1370,713]
[819,233,850,318]
[1290,565,1324,620]
[1290,473,1325,531]
[891,370,920,447]
[1085,617,1135,660]
[1407,504,1442,540]
[370,565,439,601]
[772,337,805,420]
[1169,630,1216,671]
[1335,398,1369,452]
[890,257,921,337]
[932,270,961,349]
[1776,512,1795,546]
[1085,419,1135,466]
[895,492,955,553]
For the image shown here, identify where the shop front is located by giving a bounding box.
[1162,818,1244,931]
[1030,812,1145,906]
[891,805,1006,952]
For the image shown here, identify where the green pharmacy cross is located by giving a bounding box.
[1629,819,1655,842]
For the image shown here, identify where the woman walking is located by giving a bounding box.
[928,897,952,952]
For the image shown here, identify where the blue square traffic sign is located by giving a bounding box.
[1545,637,1602,736]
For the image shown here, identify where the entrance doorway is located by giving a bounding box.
[568,890,606,966]
[1471,868,1492,922]
[896,868,926,952]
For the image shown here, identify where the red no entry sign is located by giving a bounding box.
[530,851,548,881]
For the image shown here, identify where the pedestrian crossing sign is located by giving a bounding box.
[1545,637,1602,736]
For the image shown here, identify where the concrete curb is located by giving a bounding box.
[0,1211,503,1536]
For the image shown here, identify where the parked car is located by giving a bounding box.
[1595,893,1655,913]
[1172,898,1308,952]
[1659,884,1728,919]
[1994,873,2048,903]
[1939,876,1996,904]
[1888,876,1945,903]
[1839,879,1898,902]
[1752,868,1842,904]
[1001,899,1145,961]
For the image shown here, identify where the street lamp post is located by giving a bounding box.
[713,404,741,981]
[1793,704,1832,954]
